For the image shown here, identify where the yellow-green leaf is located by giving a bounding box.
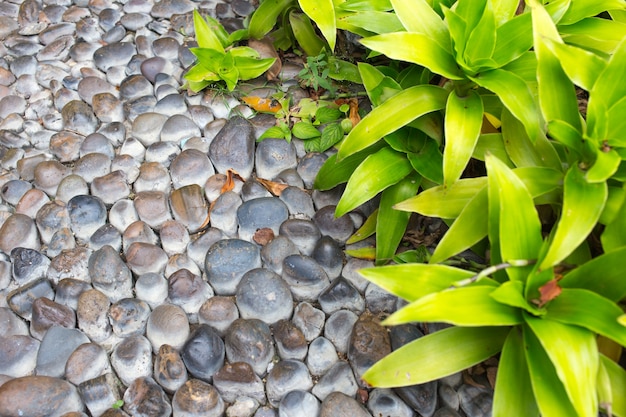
[600,354,626,417]
[249,0,295,39]
[390,0,450,51]
[193,10,225,52]
[299,0,336,50]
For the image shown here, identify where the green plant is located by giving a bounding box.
[183,10,276,92]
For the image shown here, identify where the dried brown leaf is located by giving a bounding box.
[256,177,289,196]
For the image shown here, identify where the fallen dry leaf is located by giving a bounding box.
[253,228,275,245]
[537,277,562,308]
[256,177,289,196]
[221,169,246,194]
[241,96,283,114]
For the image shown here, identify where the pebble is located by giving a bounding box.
[8,278,54,320]
[154,344,188,394]
[236,268,293,324]
[279,219,321,256]
[180,324,225,381]
[266,360,313,407]
[209,116,256,179]
[172,379,225,417]
[307,336,338,376]
[111,335,153,386]
[76,289,113,344]
[272,319,308,361]
[213,361,266,405]
[0,334,40,377]
[237,197,289,242]
[205,239,261,295]
[65,343,111,385]
[168,268,214,315]
[279,390,321,417]
[89,245,133,302]
[123,376,172,417]
[311,361,359,401]
[30,297,76,339]
[318,277,364,315]
[225,318,274,376]
[0,376,84,416]
[78,373,122,417]
[198,296,239,336]
[146,303,190,352]
[36,326,90,378]
[109,298,151,337]
[292,302,325,341]
[282,254,330,301]
[320,391,371,417]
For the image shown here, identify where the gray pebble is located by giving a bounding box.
[109,298,151,338]
[56,175,89,204]
[181,324,225,382]
[324,309,358,354]
[292,302,325,342]
[62,100,97,136]
[279,219,321,256]
[54,278,92,311]
[319,277,364,315]
[213,361,266,405]
[133,191,172,229]
[198,296,239,337]
[205,239,261,295]
[154,344,187,394]
[237,197,289,242]
[67,194,107,242]
[168,268,213,316]
[279,390,320,417]
[458,385,493,417]
[282,254,330,302]
[35,326,90,378]
[10,247,50,286]
[266,360,313,407]
[272,319,307,361]
[209,116,256,179]
[0,376,84,416]
[320,391,370,417]
[7,278,54,320]
[312,235,344,279]
[123,376,172,417]
[368,389,415,417]
[135,273,169,309]
[170,184,209,232]
[93,42,136,72]
[126,242,168,275]
[312,362,359,401]
[225,318,274,376]
[78,373,122,417]
[65,343,111,385]
[146,303,189,353]
[236,268,293,324]
[255,138,297,180]
[307,336,338,376]
[172,379,225,417]
[30,297,76,340]
[0,334,40,377]
[111,335,153,386]
[77,289,113,344]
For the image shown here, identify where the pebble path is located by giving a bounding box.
[0,0,494,415]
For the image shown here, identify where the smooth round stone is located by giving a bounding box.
[111,335,153,386]
[170,184,209,233]
[160,220,189,255]
[151,0,195,18]
[172,379,225,417]
[123,376,172,417]
[318,277,364,315]
[292,302,325,342]
[120,12,152,30]
[255,138,297,180]
[65,343,111,386]
[35,326,90,378]
[198,296,239,337]
[133,191,172,229]
[320,391,371,417]
[226,396,260,417]
[33,160,70,197]
[272,319,307,361]
[36,201,71,246]
[61,100,97,136]
[188,105,214,129]
[119,75,152,102]
[151,36,179,59]
[30,297,76,340]
[70,41,101,62]
[266,360,313,407]
[168,268,214,316]
[0,376,84,416]
[159,114,201,144]
[0,307,29,337]
[146,303,190,353]
[0,213,39,252]
[77,289,113,344]
[81,133,115,158]
[134,162,171,193]
[131,112,168,146]
[439,384,460,411]
[122,221,158,250]
[348,313,392,384]
[365,282,398,314]
[78,373,122,417]
[279,186,315,219]
[278,219,321,256]
[213,362,266,405]
[307,336,338,376]
[77,76,117,104]
[120,137,147,160]
[458,385,493,417]
[47,247,91,285]
[224,318,274,376]
[135,273,168,309]
[109,298,150,338]
[125,242,168,276]
[89,224,122,251]
[235,268,293,324]
[102,25,126,44]
[1,179,31,205]
[205,173,241,203]
[311,236,343,279]
[56,175,89,204]
[209,116,256,179]
[111,154,140,183]
[281,254,330,302]
[91,170,131,204]
[260,235,299,275]
[205,239,261,295]
[313,205,355,243]
[0,335,40,377]
[67,195,107,242]
[324,309,358,354]
[15,188,48,218]
[187,227,224,267]
[165,253,202,279]
[73,153,112,183]
[367,389,415,417]
[181,324,225,381]
[126,95,158,123]
[144,142,180,168]
[140,56,174,83]
[342,258,372,293]
[155,93,187,117]
[49,131,83,162]
[7,278,54,320]
[434,407,463,417]
[88,245,133,302]
[93,42,136,72]
[313,361,359,401]
[93,92,124,123]
[237,197,289,242]
[154,344,187,394]
[170,149,214,190]
[11,247,50,285]
[297,152,328,189]
[279,390,320,417]
[54,278,92,310]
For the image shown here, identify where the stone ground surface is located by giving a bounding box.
[0,0,495,416]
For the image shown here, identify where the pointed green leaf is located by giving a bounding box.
[464,1,497,66]
[337,0,392,11]
[607,95,626,143]
[544,288,626,347]
[234,56,276,80]
[359,264,475,302]
[390,0,451,51]
[600,354,626,417]
[289,11,326,56]
[407,138,444,184]
[523,323,580,417]
[490,280,544,316]
[375,174,421,264]
[473,133,513,166]
[491,13,533,66]
[442,7,468,59]
[443,89,484,187]
[560,0,626,25]
[547,119,583,156]
[193,10,225,52]
[486,155,543,281]
[337,11,404,34]
[586,148,621,183]
[525,316,598,417]
[347,209,378,244]
[546,40,607,91]
[489,0,519,25]
[249,0,295,39]
[292,121,321,139]
[327,57,362,83]
[299,0,336,49]
[602,197,626,252]
[313,141,386,190]
[429,187,487,263]
[471,69,544,143]
[190,47,225,73]
[337,85,448,159]
[358,62,402,106]
[336,147,413,216]
[360,33,462,80]
[362,326,509,387]
[539,166,607,270]
[590,37,626,111]
[385,286,524,326]
[493,328,540,417]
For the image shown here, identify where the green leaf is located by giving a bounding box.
[523,323,580,417]
[493,328,540,417]
[463,1,497,67]
[336,146,413,216]
[473,133,513,166]
[600,354,626,417]
[360,33,462,80]
[470,69,544,143]
[234,56,277,80]
[184,62,219,83]
[491,13,533,66]
[547,119,583,156]
[358,62,402,106]
[486,155,543,281]
[338,85,448,159]
[337,0,392,11]
[359,263,476,302]
[407,138,444,184]
[313,141,386,190]
[337,11,404,34]
[362,326,509,387]
[315,106,343,124]
[443,89,484,187]
[586,148,621,183]
[375,173,421,264]
[442,6,468,59]
[602,197,626,252]
[385,286,524,326]
[390,0,451,52]
[489,0,519,25]
[429,187,487,263]
[525,316,599,417]
[347,209,378,244]
[258,125,288,141]
[193,10,225,52]
[289,11,327,56]
[544,288,626,347]
[327,57,362,83]
[299,0,336,49]
[500,108,548,168]
[190,47,226,74]
[560,0,626,25]
[249,0,295,39]
[490,280,544,316]
[317,122,345,151]
[539,166,607,270]
[546,40,607,91]
[292,121,321,139]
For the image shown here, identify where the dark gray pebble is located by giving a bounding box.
[236,268,293,324]
[123,376,172,417]
[224,318,274,376]
[205,239,261,295]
